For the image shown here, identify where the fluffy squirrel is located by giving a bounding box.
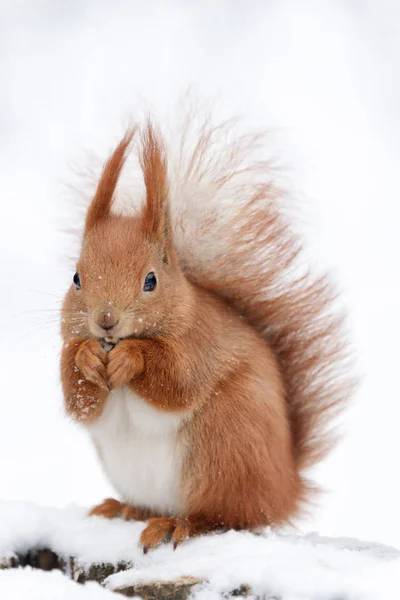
[60,112,352,551]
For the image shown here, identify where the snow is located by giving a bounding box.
[0,501,399,599]
[0,501,138,565]
[0,569,117,600]
[106,530,400,599]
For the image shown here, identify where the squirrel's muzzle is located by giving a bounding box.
[94,306,120,335]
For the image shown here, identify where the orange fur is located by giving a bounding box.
[60,112,353,550]
[60,337,108,423]
[84,129,135,233]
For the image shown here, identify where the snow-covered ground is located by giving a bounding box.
[1,0,400,597]
[0,570,117,600]
[0,501,399,599]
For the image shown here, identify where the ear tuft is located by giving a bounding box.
[85,128,136,233]
[139,120,171,247]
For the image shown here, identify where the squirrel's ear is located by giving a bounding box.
[139,121,171,257]
[85,129,136,233]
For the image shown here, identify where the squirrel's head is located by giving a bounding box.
[63,124,189,342]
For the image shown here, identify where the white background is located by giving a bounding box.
[0,0,399,549]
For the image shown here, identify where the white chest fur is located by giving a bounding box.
[87,387,186,515]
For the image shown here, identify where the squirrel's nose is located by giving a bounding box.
[98,310,119,332]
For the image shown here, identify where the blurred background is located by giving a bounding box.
[0,0,399,548]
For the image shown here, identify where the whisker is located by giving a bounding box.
[11,309,87,318]
[28,289,65,301]
[14,316,87,329]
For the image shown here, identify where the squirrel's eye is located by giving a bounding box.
[73,272,81,290]
[143,272,157,292]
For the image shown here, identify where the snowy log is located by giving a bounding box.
[0,501,399,599]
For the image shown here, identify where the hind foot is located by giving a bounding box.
[140,515,219,552]
[89,498,154,520]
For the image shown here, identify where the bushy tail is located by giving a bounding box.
[164,108,354,473]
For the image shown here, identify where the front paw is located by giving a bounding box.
[75,339,109,391]
[107,340,144,389]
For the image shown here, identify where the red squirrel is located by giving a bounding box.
[60,114,352,551]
